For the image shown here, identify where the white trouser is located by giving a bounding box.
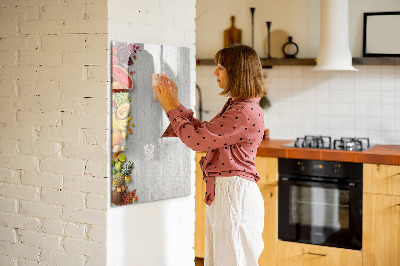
[205,175,265,266]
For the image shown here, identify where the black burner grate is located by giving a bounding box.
[333,137,370,151]
[295,135,332,149]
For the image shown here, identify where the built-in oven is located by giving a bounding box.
[278,158,363,250]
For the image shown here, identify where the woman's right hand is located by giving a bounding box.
[160,75,179,108]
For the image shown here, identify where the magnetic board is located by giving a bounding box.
[110,41,192,206]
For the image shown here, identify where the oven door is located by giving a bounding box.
[278,176,362,250]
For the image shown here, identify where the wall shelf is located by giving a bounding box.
[196,57,400,67]
[352,57,400,65]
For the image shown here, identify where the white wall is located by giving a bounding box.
[197,64,400,145]
[265,65,400,144]
[196,0,400,145]
[107,1,196,266]
[196,0,400,58]
[196,0,319,58]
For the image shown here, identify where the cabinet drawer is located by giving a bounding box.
[277,241,362,266]
[364,164,400,196]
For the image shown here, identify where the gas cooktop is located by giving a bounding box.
[282,135,375,151]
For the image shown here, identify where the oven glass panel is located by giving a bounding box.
[290,186,350,242]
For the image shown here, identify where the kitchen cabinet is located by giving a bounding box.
[276,241,362,266]
[256,155,279,266]
[194,154,279,265]
[363,163,400,196]
[363,163,400,266]
[259,184,278,266]
[255,156,278,186]
[363,193,400,266]
[195,151,207,258]
[195,154,400,265]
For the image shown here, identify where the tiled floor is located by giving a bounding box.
[195,257,204,266]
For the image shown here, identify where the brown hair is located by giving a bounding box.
[214,44,267,99]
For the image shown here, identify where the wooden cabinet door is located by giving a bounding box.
[255,156,278,186]
[259,185,278,266]
[364,164,400,196]
[276,241,362,266]
[195,152,207,258]
[363,193,400,266]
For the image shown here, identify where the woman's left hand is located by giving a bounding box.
[153,77,175,113]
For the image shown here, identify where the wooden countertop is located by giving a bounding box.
[256,139,400,165]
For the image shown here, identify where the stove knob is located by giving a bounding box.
[298,161,305,171]
[334,164,341,174]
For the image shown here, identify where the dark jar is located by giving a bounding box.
[282,36,299,58]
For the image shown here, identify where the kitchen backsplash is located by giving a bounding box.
[196,65,400,145]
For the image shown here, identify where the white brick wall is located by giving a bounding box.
[1,0,198,264]
[0,0,108,265]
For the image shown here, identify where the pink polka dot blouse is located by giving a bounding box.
[161,97,265,206]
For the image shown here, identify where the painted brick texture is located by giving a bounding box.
[1,0,197,264]
[0,0,108,265]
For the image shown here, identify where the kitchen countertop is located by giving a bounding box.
[256,139,400,165]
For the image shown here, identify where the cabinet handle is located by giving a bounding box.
[397,204,400,207]
[307,252,328,256]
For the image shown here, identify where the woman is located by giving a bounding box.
[153,44,267,266]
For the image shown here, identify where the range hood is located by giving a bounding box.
[314,0,358,71]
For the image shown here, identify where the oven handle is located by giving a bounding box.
[280,177,357,189]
